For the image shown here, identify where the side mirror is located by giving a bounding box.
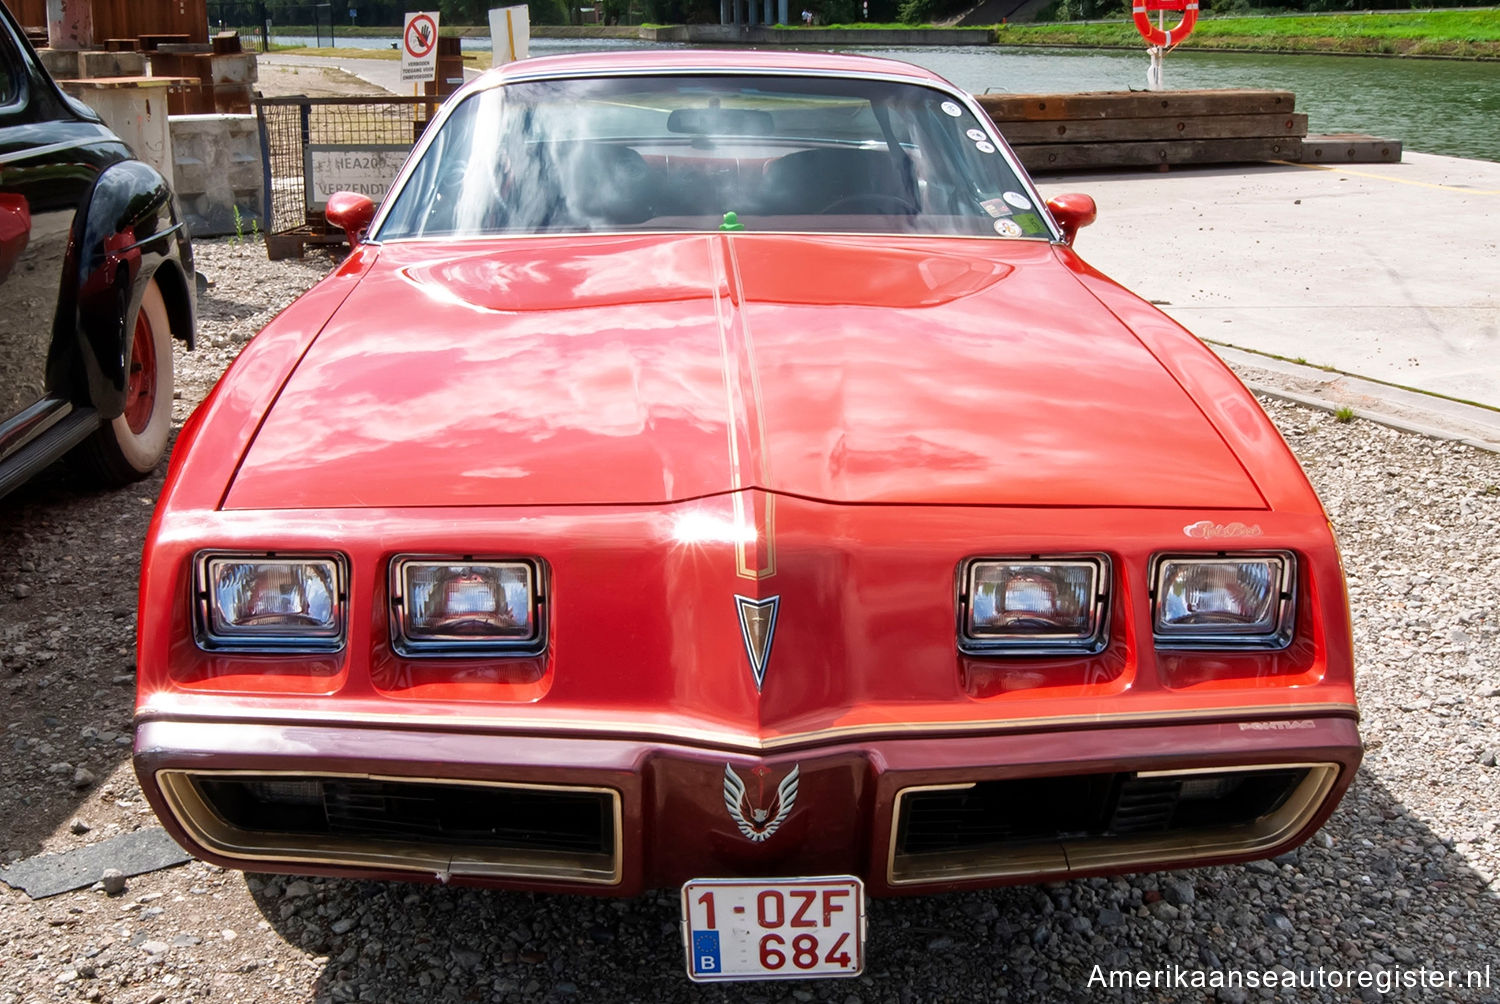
[1045,193,1097,246]
[325,191,377,247]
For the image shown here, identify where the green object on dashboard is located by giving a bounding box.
[720,211,745,232]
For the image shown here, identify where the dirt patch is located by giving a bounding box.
[256,62,392,99]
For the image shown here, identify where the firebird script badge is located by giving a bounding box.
[734,595,780,692]
[723,763,800,842]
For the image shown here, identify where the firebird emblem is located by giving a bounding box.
[1183,519,1263,540]
[723,763,799,842]
[734,594,780,691]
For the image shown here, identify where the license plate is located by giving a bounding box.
[680,876,865,982]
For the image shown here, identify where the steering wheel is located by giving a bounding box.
[819,193,918,216]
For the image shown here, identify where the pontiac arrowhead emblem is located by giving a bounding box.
[734,594,780,692]
[723,763,799,842]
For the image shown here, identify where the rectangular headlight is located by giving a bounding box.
[960,556,1109,654]
[195,553,347,651]
[1152,552,1295,649]
[390,557,541,655]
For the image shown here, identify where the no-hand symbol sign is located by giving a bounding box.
[400,11,439,82]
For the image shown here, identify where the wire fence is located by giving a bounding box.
[207,1,336,43]
[255,95,431,255]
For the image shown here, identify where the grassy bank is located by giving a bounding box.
[993,9,1500,58]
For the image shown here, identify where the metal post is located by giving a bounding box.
[778,0,788,25]
[764,0,773,24]
[721,0,730,22]
[45,0,93,50]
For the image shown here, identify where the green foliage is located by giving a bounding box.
[819,0,864,22]
[991,9,1500,55]
[528,0,570,24]
[897,0,935,23]
[898,0,967,24]
[642,0,721,23]
[1333,406,1356,423]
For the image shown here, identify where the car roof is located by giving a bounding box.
[484,48,953,87]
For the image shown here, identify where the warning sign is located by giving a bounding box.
[401,11,439,83]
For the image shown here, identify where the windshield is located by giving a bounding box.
[376,74,1053,241]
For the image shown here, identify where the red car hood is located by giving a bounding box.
[224,234,1264,510]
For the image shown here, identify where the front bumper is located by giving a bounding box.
[136,712,1360,897]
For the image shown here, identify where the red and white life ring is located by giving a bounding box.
[1132,0,1198,48]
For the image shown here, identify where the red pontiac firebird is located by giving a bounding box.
[135,51,1359,981]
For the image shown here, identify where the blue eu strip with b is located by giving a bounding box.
[692,930,721,974]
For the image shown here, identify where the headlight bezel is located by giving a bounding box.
[388,554,546,657]
[1150,550,1297,650]
[193,551,349,652]
[957,554,1112,656]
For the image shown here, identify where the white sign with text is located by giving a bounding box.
[304,145,410,209]
[400,11,440,82]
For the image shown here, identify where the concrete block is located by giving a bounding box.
[79,49,145,77]
[169,113,264,237]
[211,52,257,85]
[60,78,175,178]
[36,47,81,79]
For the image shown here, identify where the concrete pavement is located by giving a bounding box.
[1033,153,1500,448]
[260,53,481,96]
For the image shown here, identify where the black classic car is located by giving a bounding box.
[0,4,194,499]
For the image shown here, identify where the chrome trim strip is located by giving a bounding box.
[136,702,1360,754]
[0,139,83,165]
[887,762,1340,886]
[110,221,188,257]
[156,769,623,885]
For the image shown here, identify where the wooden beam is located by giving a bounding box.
[1019,136,1304,172]
[999,112,1308,145]
[1301,134,1402,164]
[976,89,1296,122]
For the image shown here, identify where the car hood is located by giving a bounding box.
[224,234,1265,510]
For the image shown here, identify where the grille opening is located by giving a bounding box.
[898,768,1307,856]
[158,771,622,885]
[193,776,614,855]
[891,764,1334,885]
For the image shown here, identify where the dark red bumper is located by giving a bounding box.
[135,712,1361,897]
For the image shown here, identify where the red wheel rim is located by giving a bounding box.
[123,309,157,434]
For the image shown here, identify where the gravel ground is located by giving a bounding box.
[2,239,1498,1003]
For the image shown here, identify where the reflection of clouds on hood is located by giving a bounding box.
[402,236,718,313]
[227,239,736,508]
[227,235,1260,511]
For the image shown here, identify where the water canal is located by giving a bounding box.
[274,34,1500,162]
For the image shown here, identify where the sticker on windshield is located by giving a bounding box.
[1011,212,1045,233]
[966,128,987,142]
[980,198,1013,218]
[1002,191,1032,211]
[993,219,1023,237]
[940,101,963,117]
[974,141,996,154]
